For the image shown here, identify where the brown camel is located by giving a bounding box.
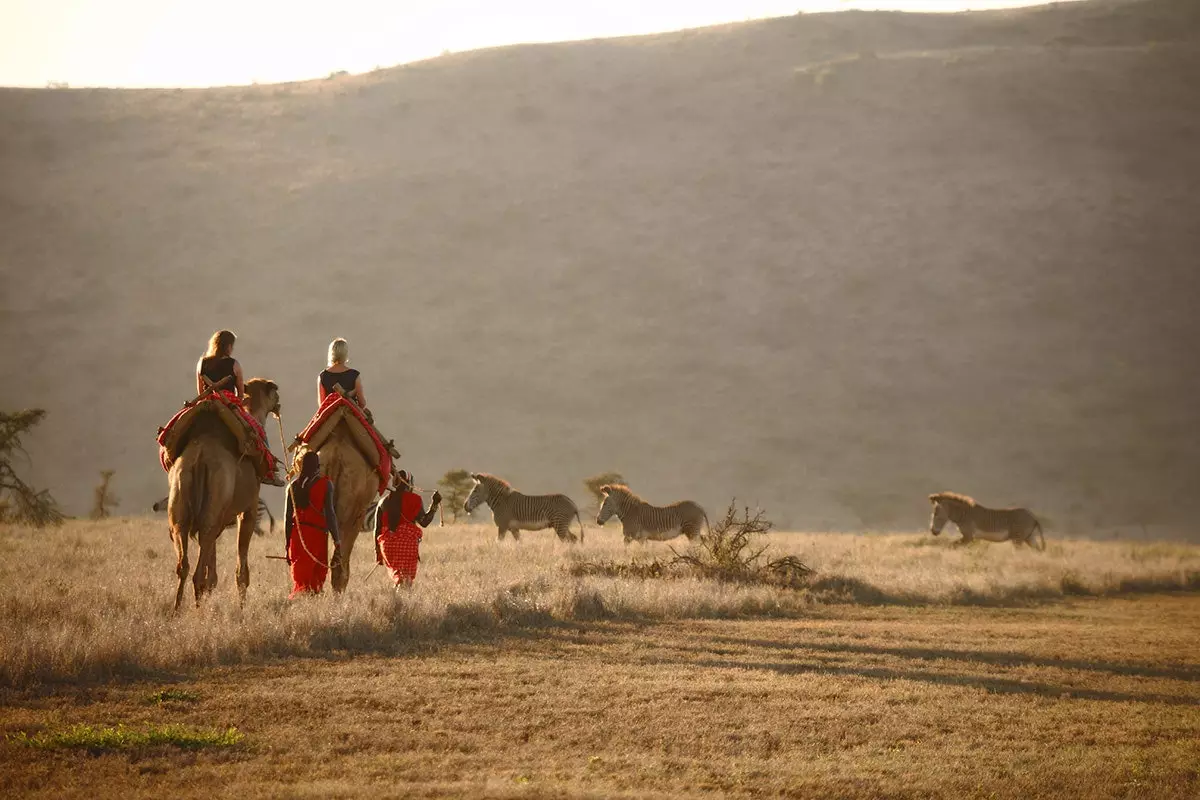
[304,422,380,592]
[166,378,289,609]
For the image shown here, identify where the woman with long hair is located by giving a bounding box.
[374,470,441,586]
[317,337,367,410]
[196,329,244,399]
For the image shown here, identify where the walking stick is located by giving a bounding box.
[275,412,292,474]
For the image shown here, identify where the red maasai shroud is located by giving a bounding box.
[295,394,393,493]
[156,390,279,479]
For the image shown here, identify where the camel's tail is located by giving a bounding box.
[185,457,208,541]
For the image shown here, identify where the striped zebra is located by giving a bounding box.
[929,492,1045,551]
[152,495,276,537]
[464,473,584,543]
[596,484,707,543]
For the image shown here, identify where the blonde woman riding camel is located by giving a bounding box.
[318,338,368,413]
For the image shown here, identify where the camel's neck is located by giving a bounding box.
[244,403,270,426]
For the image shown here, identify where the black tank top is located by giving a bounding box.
[320,368,360,397]
[200,356,236,387]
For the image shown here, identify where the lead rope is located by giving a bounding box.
[290,482,333,571]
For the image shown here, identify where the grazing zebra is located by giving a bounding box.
[464,473,584,543]
[596,484,707,543]
[928,492,1045,551]
[152,496,276,536]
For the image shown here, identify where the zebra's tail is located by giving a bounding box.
[1032,520,1046,552]
[575,511,585,544]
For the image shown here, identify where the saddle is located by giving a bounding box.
[157,391,279,480]
[290,390,398,493]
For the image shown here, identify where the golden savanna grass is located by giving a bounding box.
[1,517,1197,685]
[1,519,1198,798]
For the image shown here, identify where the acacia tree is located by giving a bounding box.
[0,409,64,527]
[583,471,626,514]
[437,469,475,523]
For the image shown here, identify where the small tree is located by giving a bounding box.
[583,471,625,514]
[437,469,475,523]
[91,469,119,520]
[0,409,64,527]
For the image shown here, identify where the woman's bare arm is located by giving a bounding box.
[354,376,366,409]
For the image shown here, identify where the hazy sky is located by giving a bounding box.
[5,0,1080,88]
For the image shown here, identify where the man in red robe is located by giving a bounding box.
[285,451,342,597]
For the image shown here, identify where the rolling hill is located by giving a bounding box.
[1,0,1198,533]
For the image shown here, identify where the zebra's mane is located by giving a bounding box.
[601,484,642,502]
[930,491,976,508]
[475,473,513,489]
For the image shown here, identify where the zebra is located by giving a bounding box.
[152,495,276,537]
[929,492,1045,551]
[596,484,707,543]
[464,473,584,543]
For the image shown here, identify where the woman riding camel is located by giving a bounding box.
[374,470,441,587]
[318,338,367,412]
[194,329,283,485]
[196,329,244,399]
[285,451,343,597]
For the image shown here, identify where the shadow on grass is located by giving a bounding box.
[695,634,1200,682]
[648,653,1200,707]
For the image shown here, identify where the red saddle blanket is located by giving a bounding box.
[293,394,394,493]
[157,391,279,480]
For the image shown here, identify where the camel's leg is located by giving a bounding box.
[192,537,207,606]
[236,509,256,606]
[172,530,189,612]
[330,528,358,594]
[193,532,219,606]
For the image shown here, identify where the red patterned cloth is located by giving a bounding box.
[295,393,393,493]
[378,492,424,585]
[156,390,279,479]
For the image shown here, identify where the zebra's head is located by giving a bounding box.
[464,474,488,514]
[929,495,950,536]
[596,486,620,526]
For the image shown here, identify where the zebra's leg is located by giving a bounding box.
[956,522,974,546]
[496,526,507,542]
[510,526,521,542]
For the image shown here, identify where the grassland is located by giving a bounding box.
[2,517,1197,687]
[2,519,1198,797]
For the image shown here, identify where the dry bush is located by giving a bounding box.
[672,502,814,588]
[90,469,119,520]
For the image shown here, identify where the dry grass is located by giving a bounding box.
[1,518,1197,686]
[1,596,1197,798]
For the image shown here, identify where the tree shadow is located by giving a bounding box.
[648,652,1200,707]
[693,634,1200,682]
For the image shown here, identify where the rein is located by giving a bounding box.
[289,482,334,571]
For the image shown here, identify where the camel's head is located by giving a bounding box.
[244,378,281,419]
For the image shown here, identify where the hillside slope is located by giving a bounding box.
[2,0,1198,532]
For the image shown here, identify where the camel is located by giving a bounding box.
[166,378,288,609]
[306,422,380,592]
